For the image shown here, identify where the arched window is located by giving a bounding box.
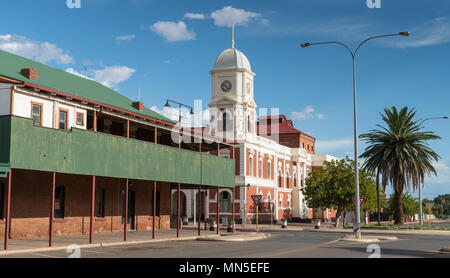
[287,196,291,209]
[222,112,227,132]
[247,115,251,133]
[278,170,282,188]
[219,191,232,213]
[294,173,297,187]
[268,160,272,180]
[249,156,253,176]
[279,194,283,208]
[286,171,290,188]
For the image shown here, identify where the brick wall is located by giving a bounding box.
[0,169,171,239]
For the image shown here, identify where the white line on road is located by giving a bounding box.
[29,252,61,258]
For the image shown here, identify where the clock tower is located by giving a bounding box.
[209,23,257,142]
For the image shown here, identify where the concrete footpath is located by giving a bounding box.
[0,226,267,256]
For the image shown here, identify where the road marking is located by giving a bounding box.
[30,252,61,258]
[81,249,113,255]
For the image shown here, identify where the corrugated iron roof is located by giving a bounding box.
[0,49,175,124]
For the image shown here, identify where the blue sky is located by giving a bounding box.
[1,0,449,199]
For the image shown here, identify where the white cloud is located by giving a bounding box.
[65,68,92,80]
[427,161,450,184]
[0,34,75,64]
[210,6,262,27]
[151,105,209,127]
[115,34,136,43]
[150,21,196,42]
[184,13,206,20]
[387,17,450,48]
[65,66,136,89]
[290,105,325,121]
[93,66,136,88]
[316,138,353,153]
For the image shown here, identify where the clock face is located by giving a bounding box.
[221,80,232,93]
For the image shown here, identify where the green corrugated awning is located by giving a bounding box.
[0,164,10,178]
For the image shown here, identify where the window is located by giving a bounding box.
[150,190,160,217]
[278,171,282,188]
[76,112,84,126]
[268,161,271,179]
[31,102,43,126]
[258,159,263,178]
[95,187,106,218]
[247,115,251,133]
[279,195,283,208]
[294,173,297,187]
[249,157,253,176]
[0,183,4,220]
[222,113,227,132]
[59,109,68,130]
[286,172,290,188]
[219,191,231,213]
[54,186,65,218]
[287,197,291,209]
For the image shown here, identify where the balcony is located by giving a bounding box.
[0,115,235,188]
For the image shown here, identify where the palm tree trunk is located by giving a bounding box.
[394,190,404,225]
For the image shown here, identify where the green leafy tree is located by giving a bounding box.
[302,158,385,227]
[386,193,419,221]
[360,106,440,224]
[432,204,444,219]
[433,194,450,216]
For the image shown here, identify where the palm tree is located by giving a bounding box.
[359,106,440,224]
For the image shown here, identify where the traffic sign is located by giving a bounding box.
[251,195,263,206]
[352,197,366,208]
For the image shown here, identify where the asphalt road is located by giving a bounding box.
[2,230,449,258]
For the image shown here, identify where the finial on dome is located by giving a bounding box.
[231,22,235,49]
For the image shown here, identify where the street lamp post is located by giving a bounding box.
[417,116,448,225]
[164,99,194,125]
[301,32,410,239]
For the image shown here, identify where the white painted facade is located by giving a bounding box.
[0,84,87,130]
[181,37,338,224]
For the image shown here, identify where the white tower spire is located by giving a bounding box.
[231,22,235,49]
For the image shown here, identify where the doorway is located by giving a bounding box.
[122,189,136,230]
[171,191,187,228]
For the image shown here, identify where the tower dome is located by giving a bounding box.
[213,48,252,71]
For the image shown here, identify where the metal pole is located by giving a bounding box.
[216,187,220,234]
[4,169,12,250]
[244,199,247,228]
[177,183,180,237]
[198,185,201,236]
[204,188,207,231]
[256,204,259,233]
[232,186,235,233]
[153,181,156,239]
[232,147,235,233]
[352,56,361,239]
[419,185,423,225]
[90,176,95,244]
[377,182,381,225]
[300,32,410,239]
[49,172,56,247]
[124,179,128,241]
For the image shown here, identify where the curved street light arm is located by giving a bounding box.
[418,116,449,125]
[354,33,404,56]
[302,41,354,57]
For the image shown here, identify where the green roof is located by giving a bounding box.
[0,49,175,124]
